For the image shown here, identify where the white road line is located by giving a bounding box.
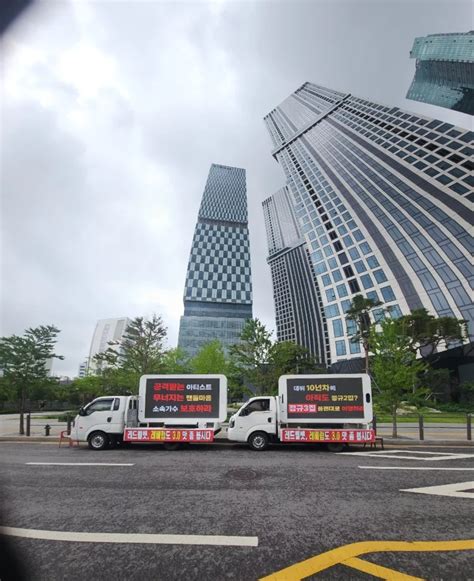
[0,526,258,547]
[401,481,474,499]
[341,450,474,461]
[25,462,135,467]
[359,466,474,471]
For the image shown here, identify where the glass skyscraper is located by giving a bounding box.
[178,164,253,357]
[264,82,473,369]
[406,31,474,115]
[263,186,328,364]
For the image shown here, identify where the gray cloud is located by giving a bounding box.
[1,0,471,376]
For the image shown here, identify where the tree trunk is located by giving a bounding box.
[364,344,369,375]
[392,405,398,439]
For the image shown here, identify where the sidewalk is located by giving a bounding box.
[0,413,68,439]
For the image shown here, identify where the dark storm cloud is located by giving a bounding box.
[1,0,471,376]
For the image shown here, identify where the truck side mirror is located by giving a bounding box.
[78,407,86,416]
[240,408,248,417]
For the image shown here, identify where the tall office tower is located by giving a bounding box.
[406,31,474,115]
[264,82,473,370]
[263,186,328,364]
[87,317,130,374]
[178,164,253,357]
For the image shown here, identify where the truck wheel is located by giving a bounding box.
[248,432,269,451]
[88,431,109,451]
[327,442,345,453]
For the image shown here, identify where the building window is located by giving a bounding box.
[349,341,361,354]
[373,269,388,283]
[338,252,349,264]
[388,304,402,318]
[314,262,328,274]
[336,283,348,298]
[343,265,355,277]
[341,299,352,313]
[332,319,344,337]
[372,308,385,322]
[332,270,343,282]
[366,256,380,268]
[346,319,357,335]
[360,242,371,254]
[381,286,396,302]
[335,340,347,356]
[321,274,331,286]
[326,288,337,302]
[366,290,380,302]
[361,274,373,289]
[325,304,340,318]
[354,261,366,274]
[348,279,361,293]
[349,247,360,260]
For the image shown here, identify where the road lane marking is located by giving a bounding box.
[0,526,258,547]
[343,556,423,580]
[25,462,135,466]
[259,539,474,580]
[342,450,473,461]
[359,466,474,471]
[401,481,474,499]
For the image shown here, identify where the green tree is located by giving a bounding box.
[0,325,63,434]
[395,308,468,361]
[346,295,384,373]
[0,377,15,402]
[70,368,137,404]
[190,340,228,374]
[229,319,273,395]
[93,314,167,385]
[370,318,427,438]
[161,347,191,374]
[265,341,324,395]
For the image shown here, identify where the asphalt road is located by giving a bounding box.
[0,442,473,580]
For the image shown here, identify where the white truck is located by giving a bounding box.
[73,373,375,452]
[73,374,227,450]
[228,374,374,452]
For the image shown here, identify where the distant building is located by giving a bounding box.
[78,359,89,378]
[178,164,253,357]
[44,358,54,377]
[263,186,328,364]
[264,81,472,370]
[406,31,474,115]
[87,317,130,374]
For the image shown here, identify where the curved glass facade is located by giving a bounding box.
[264,82,473,365]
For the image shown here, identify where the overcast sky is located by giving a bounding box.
[1,0,472,377]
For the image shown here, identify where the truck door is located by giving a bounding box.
[80,397,117,437]
[235,398,276,438]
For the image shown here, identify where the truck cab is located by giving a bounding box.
[73,395,135,450]
[227,396,278,450]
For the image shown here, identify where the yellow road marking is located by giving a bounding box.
[344,557,424,580]
[259,540,474,580]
